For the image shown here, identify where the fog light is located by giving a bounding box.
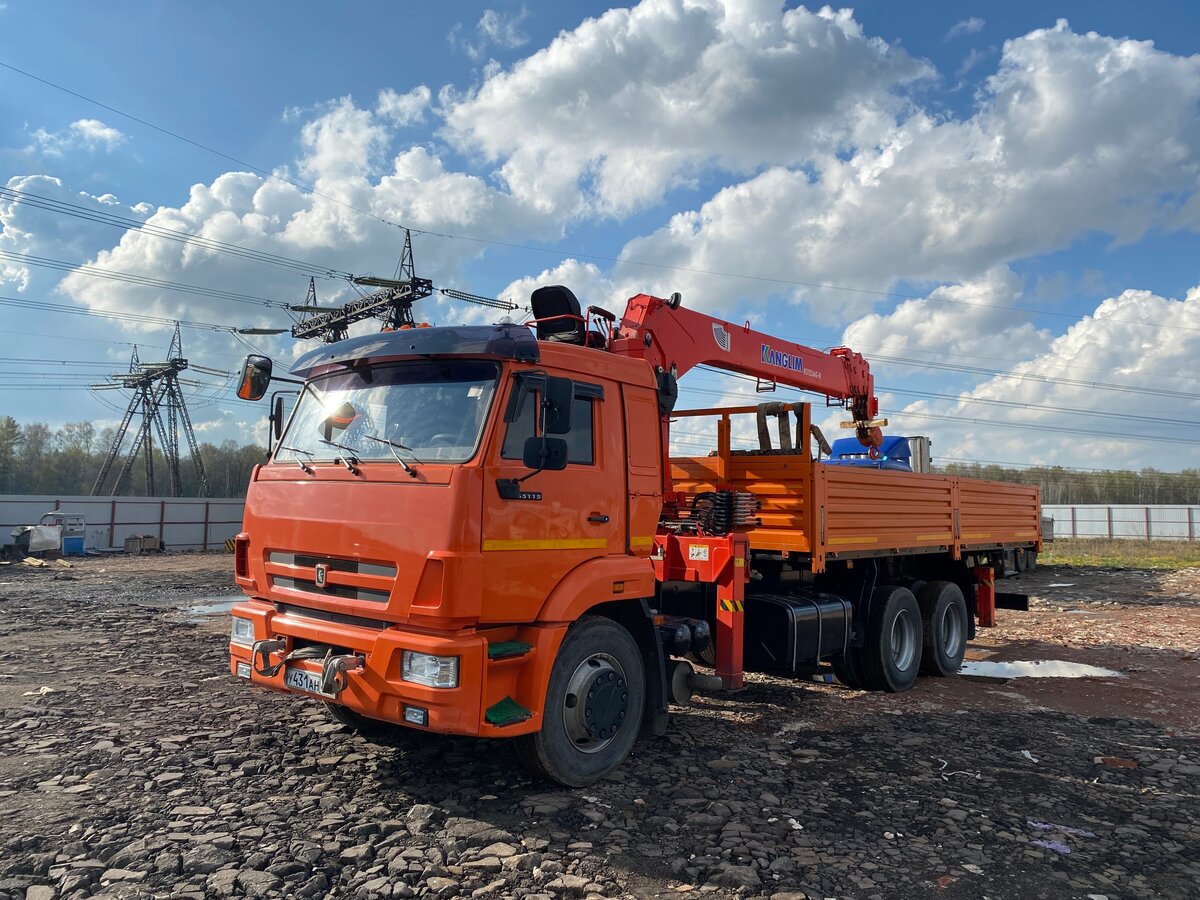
[401,651,459,688]
[230,616,255,646]
[404,706,429,727]
[236,662,252,679]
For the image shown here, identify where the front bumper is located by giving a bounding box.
[228,599,563,737]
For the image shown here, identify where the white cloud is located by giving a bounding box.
[26,118,127,157]
[375,85,432,126]
[69,118,126,149]
[450,6,530,61]
[0,175,150,291]
[886,286,1200,469]
[840,267,1051,365]
[497,258,617,313]
[49,97,559,361]
[443,1,931,216]
[946,17,985,40]
[611,21,1200,320]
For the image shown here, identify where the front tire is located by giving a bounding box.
[517,616,645,787]
[860,586,922,692]
[324,702,411,743]
[917,581,968,676]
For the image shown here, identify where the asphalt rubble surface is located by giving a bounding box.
[0,554,1197,899]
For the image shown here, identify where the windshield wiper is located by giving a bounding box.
[318,438,360,472]
[363,434,420,478]
[276,446,314,475]
[277,445,315,474]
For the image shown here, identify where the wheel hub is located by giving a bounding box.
[890,608,917,671]
[940,603,964,658]
[562,654,629,754]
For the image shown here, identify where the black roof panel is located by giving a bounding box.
[290,324,539,377]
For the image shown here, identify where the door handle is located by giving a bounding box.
[587,514,610,524]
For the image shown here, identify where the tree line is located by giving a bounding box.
[1,416,1198,504]
[0,417,265,499]
[936,462,1200,505]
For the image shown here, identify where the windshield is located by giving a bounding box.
[275,360,499,465]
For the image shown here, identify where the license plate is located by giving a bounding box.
[284,665,331,698]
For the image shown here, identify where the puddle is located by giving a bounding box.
[959,659,1123,680]
[185,594,243,620]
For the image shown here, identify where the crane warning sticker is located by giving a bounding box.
[688,545,710,561]
[712,324,731,352]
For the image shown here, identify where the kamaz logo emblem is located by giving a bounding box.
[315,563,329,588]
[712,324,731,352]
[761,343,804,372]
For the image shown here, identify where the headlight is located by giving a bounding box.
[230,616,255,646]
[402,651,459,688]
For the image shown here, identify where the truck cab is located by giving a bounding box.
[825,435,915,471]
[230,315,665,785]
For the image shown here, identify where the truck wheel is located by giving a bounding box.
[516,615,645,788]
[324,702,409,742]
[917,582,968,676]
[832,648,867,690]
[860,586,922,692]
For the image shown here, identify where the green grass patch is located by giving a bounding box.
[1042,538,1200,570]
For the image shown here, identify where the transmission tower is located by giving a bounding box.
[291,228,434,342]
[90,324,211,497]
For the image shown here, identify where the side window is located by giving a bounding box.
[501,388,597,465]
[501,391,538,459]
[563,397,594,465]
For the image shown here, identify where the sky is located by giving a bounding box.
[1,0,1199,475]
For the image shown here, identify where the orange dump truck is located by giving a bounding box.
[229,288,1040,786]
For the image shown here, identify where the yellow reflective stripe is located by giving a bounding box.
[829,536,878,545]
[961,533,991,539]
[630,535,655,549]
[482,538,608,552]
[719,599,745,612]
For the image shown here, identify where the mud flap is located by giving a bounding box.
[637,597,669,737]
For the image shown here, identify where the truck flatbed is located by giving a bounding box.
[671,426,1040,570]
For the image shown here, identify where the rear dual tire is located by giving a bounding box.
[834,586,923,692]
[917,581,968,676]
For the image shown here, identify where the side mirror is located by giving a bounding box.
[237,355,273,401]
[523,436,568,471]
[543,376,575,434]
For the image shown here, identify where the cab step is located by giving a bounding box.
[485,696,532,727]
[487,640,533,661]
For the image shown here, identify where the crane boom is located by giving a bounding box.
[608,293,882,448]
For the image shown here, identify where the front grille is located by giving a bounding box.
[268,552,396,577]
[275,602,391,630]
[266,550,396,604]
[272,575,391,603]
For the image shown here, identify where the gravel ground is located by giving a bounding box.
[1,554,1198,900]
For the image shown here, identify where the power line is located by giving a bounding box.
[5,58,1195,335]
[0,293,249,332]
[0,186,352,280]
[866,354,1200,402]
[0,249,280,308]
[672,381,1197,447]
[685,368,1192,427]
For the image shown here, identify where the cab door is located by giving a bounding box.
[479,370,624,622]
